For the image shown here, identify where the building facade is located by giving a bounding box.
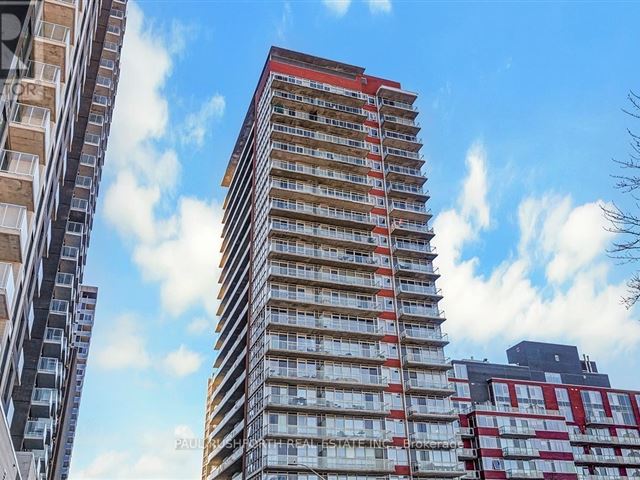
[0,1,126,479]
[203,48,464,480]
[451,341,640,480]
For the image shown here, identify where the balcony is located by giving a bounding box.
[389,200,431,222]
[378,97,419,119]
[457,448,477,460]
[208,447,242,480]
[385,163,426,184]
[267,288,381,316]
[34,21,71,81]
[404,378,455,395]
[409,431,458,446]
[268,241,380,271]
[36,357,60,388]
[411,461,465,478]
[19,61,61,122]
[270,198,375,229]
[0,203,28,263]
[269,178,374,212]
[267,264,380,292]
[398,304,445,323]
[54,272,74,301]
[270,159,372,192]
[502,447,540,459]
[396,281,443,300]
[30,388,55,418]
[381,115,420,135]
[265,366,388,389]
[270,141,371,174]
[391,220,435,240]
[23,418,52,450]
[0,150,40,210]
[265,394,389,416]
[269,219,377,250]
[400,327,448,346]
[266,337,386,363]
[59,245,79,273]
[269,88,367,122]
[394,260,439,279]
[8,104,51,166]
[48,299,69,329]
[43,327,66,359]
[387,182,429,202]
[382,130,422,151]
[505,470,544,480]
[573,453,632,465]
[42,0,78,42]
[270,73,367,108]
[458,427,474,438]
[266,423,392,442]
[384,146,424,169]
[265,455,394,473]
[585,413,616,426]
[403,352,451,370]
[498,425,536,438]
[271,123,368,158]
[408,404,458,420]
[266,311,384,339]
[271,106,367,140]
[461,472,480,480]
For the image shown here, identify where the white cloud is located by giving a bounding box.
[162,345,204,377]
[276,1,293,41]
[181,94,225,147]
[71,425,201,479]
[323,0,351,16]
[94,314,151,370]
[434,142,640,354]
[133,198,224,316]
[367,0,392,14]
[187,317,212,335]
[103,1,225,317]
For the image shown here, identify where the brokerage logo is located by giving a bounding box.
[1,2,30,80]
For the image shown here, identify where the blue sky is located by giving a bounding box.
[69,1,640,478]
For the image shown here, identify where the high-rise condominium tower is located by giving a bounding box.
[0,1,126,479]
[202,47,464,480]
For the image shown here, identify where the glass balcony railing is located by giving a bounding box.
[0,150,39,180]
[385,164,424,177]
[0,203,28,234]
[266,423,391,440]
[388,182,427,196]
[270,141,370,169]
[266,366,388,387]
[408,404,456,417]
[37,357,58,374]
[379,97,417,112]
[270,89,365,117]
[12,103,50,129]
[268,264,379,289]
[270,178,373,205]
[412,461,465,475]
[381,114,420,128]
[266,311,384,336]
[404,378,454,392]
[270,242,379,267]
[397,282,441,296]
[391,220,434,235]
[503,447,540,458]
[400,328,447,343]
[393,240,436,254]
[264,455,394,472]
[36,21,70,44]
[399,304,443,319]
[270,220,377,246]
[403,352,449,367]
[391,200,430,215]
[394,260,437,275]
[26,61,61,85]
[272,106,365,134]
[268,288,380,312]
[271,73,367,102]
[44,327,64,343]
[409,431,457,443]
[505,469,544,479]
[270,159,370,187]
[265,394,389,414]
[267,338,386,361]
[384,147,422,161]
[24,419,50,438]
[270,198,374,225]
[272,124,367,151]
[383,130,421,144]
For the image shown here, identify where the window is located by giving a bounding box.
[545,372,562,384]
[608,392,636,425]
[581,391,606,422]
[492,382,511,406]
[516,384,545,410]
[555,388,573,422]
[453,364,468,380]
